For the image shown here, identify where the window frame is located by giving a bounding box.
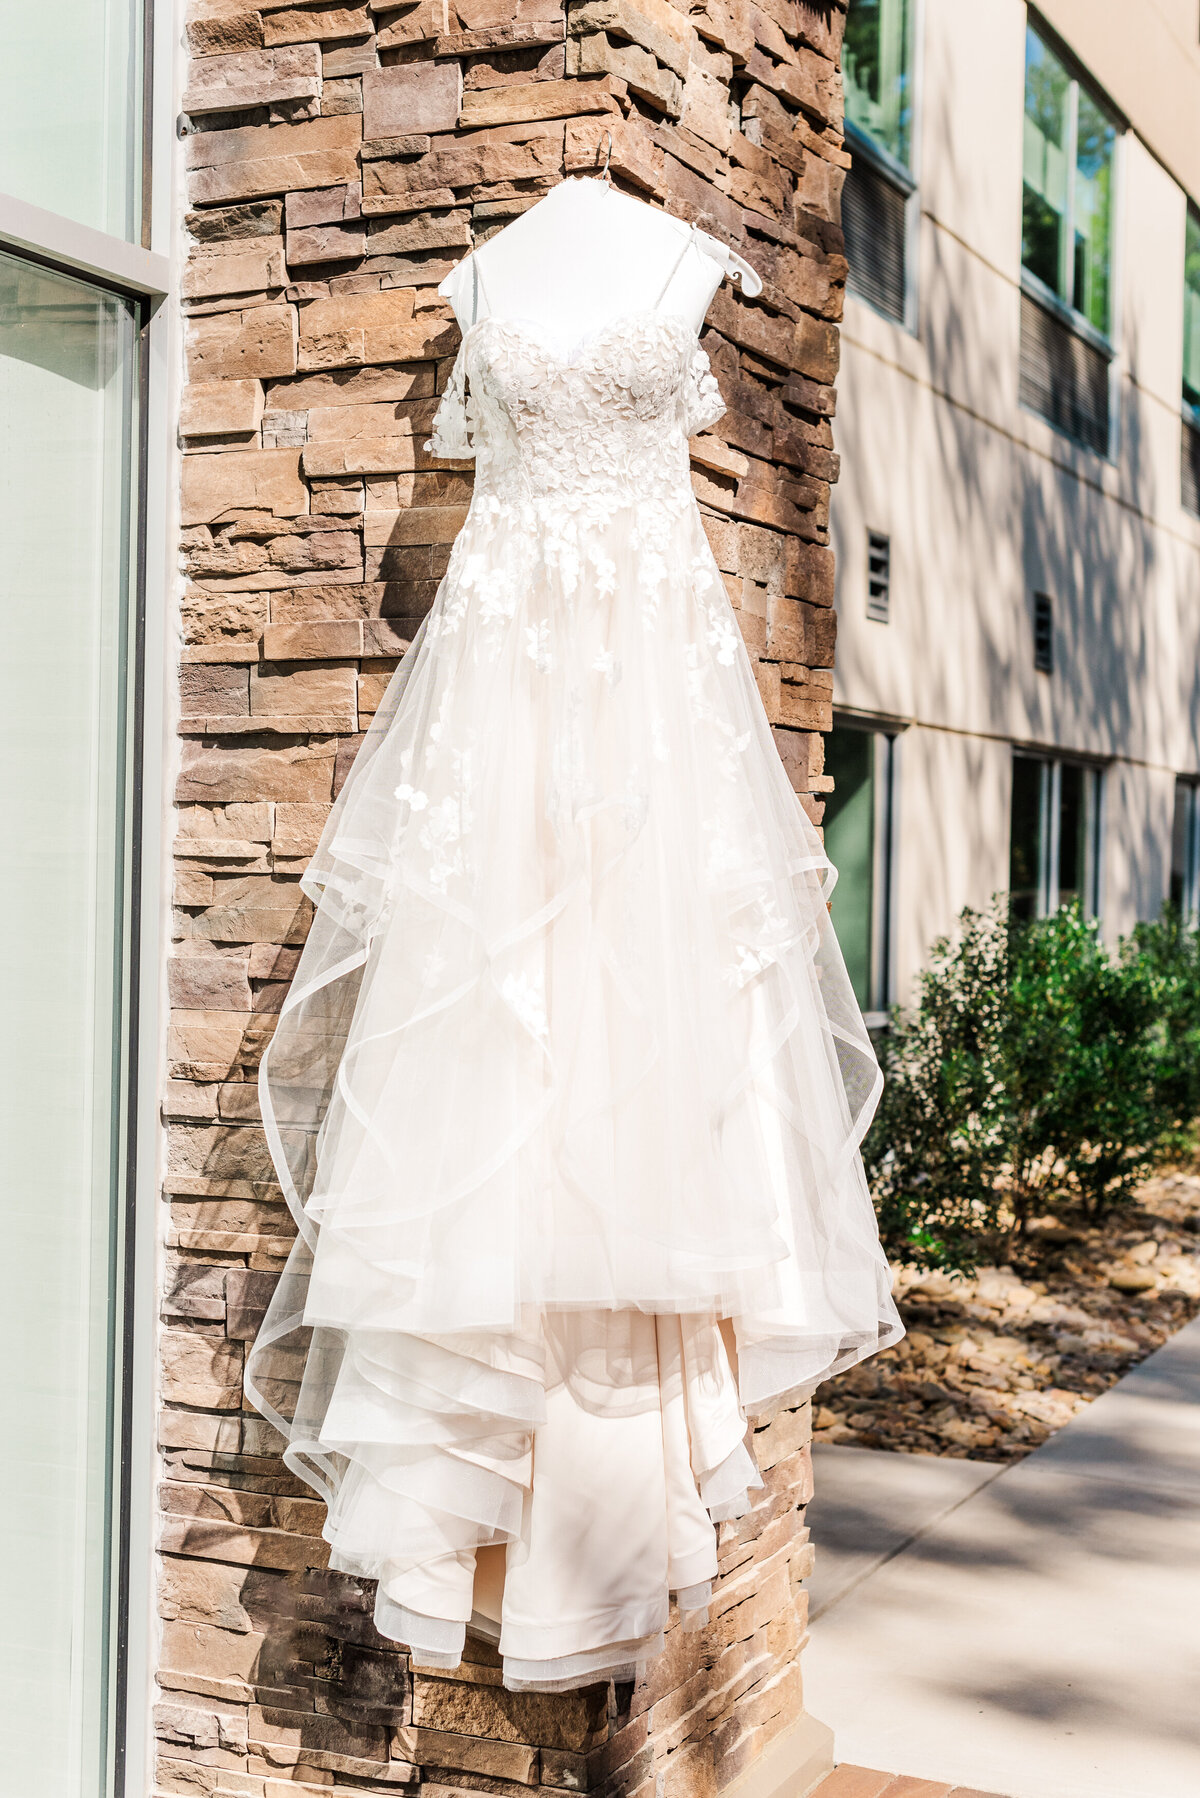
[826,713,901,1028]
[1181,205,1200,513]
[1009,749,1105,920]
[841,0,924,335]
[843,0,916,171]
[0,4,175,1793]
[1020,16,1119,346]
[1018,16,1123,461]
[1170,778,1200,920]
[1182,203,1200,423]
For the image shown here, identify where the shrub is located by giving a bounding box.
[1124,907,1200,1152]
[1005,906,1167,1225]
[864,899,1200,1272]
[864,902,1012,1274]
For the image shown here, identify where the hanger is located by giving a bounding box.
[694,227,763,298]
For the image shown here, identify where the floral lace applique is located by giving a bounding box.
[427,313,724,520]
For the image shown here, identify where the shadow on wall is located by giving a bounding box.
[835,66,1189,966]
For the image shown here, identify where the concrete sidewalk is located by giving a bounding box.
[802,1313,1200,1798]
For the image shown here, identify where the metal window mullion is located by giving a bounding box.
[880,0,903,166]
[874,732,897,1011]
[1042,760,1060,914]
[1084,766,1100,917]
[869,733,888,1011]
[1062,78,1079,309]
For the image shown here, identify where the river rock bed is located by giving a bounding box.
[815,1167,1200,1461]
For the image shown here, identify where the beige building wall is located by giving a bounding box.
[833,0,1200,998]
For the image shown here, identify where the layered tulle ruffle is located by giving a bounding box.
[245,491,903,1685]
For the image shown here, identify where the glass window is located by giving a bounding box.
[1009,751,1102,920]
[1184,207,1200,413]
[844,0,914,168]
[0,251,139,1793]
[0,0,144,241]
[1009,754,1046,922]
[1170,780,1200,918]
[824,723,896,1017]
[1022,26,1115,337]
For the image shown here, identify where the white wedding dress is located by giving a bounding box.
[245,222,903,1691]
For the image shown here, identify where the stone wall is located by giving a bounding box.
[159,0,848,1792]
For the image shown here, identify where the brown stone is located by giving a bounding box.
[262,619,364,659]
[393,1724,539,1784]
[458,75,623,129]
[792,312,841,383]
[263,4,371,46]
[364,504,468,547]
[249,661,358,725]
[412,1673,608,1751]
[186,197,285,241]
[183,44,322,114]
[363,61,460,138]
[182,449,307,526]
[296,290,450,370]
[161,1329,244,1411]
[186,113,363,204]
[177,740,337,805]
[367,211,472,255]
[188,306,298,380]
[168,951,254,1011]
[181,378,265,438]
[184,237,287,298]
[786,536,836,605]
[187,875,313,944]
[287,220,367,264]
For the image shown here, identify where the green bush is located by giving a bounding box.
[863,902,1012,1274]
[864,899,1200,1273]
[1124,908,1200,1152]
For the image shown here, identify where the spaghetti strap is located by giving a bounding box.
[653,223,699,308]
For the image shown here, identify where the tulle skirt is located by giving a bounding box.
[245,489,903,1685]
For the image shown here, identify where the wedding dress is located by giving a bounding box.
[245,202,904,1691]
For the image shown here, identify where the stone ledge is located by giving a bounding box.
[722,1710,835,1798]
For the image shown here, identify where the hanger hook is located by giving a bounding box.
[598,128,613,183]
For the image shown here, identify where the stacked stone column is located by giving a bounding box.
[160,0,848,1791]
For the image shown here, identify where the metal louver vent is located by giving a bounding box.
[866,530,891,622]
[843,154,908,325]
[1033,591,1054,674]
[1019,290,1110,456]
[1184,417,1200,518]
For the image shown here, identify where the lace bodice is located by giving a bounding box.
[424,311,726,516]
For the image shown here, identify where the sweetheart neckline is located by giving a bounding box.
[462,309,699,369]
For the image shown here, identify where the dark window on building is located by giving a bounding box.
[824,721,897,1021]
[1184,418,1200,518]
[1019,290,1111,454]
[1033,591,1054,672]
[1182,207,1200,514]
[842,0,915,326]
[1170,779,1200,917]
[866,530,891,621]
[1009,751,1102,921]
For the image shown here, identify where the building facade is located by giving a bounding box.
[0,1,856,1793]
[825,0,1200,1015]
